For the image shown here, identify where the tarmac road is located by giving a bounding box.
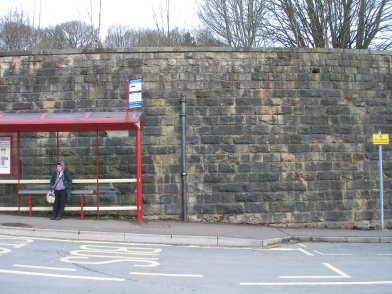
[0,234,391,294]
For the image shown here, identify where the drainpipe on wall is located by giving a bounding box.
[180,94,187,221]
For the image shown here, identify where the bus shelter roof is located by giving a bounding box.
[0,111,144,132]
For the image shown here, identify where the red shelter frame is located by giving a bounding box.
[0,111,144,222]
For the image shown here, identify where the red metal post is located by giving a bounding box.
[95,131,100,219]
[56,132,59,161]
[136,126,143,222]
[29,194,32,216]
[80,194,84,220]
[17,132,20,215]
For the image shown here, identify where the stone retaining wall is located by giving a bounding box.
[0,47,391,228]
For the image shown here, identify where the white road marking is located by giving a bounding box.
[0,241,33,249]
[268,248,314,256]
[61,255,160,267]
[77,244,162,255]
[129,272,203,278]
[0,234,170,247]
[0,248,11,254]
[297,248,314,256]
[323,263,351,278]
[313,250,352,256]
[280,262,350,279]
[0,269,124,281]
[0,236,39,257]
[0,235,34,241]
[240,281,392,286]
[13,264,76,271]
[61,244,161,267]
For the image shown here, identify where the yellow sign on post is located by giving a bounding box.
[373,133,389,145]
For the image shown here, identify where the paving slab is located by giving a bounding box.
[0,213,391,247]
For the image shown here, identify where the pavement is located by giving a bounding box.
[0,213,391,247]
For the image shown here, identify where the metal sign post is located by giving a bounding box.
[372,131,389,230]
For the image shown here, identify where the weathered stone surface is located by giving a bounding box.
[0,47,391,229]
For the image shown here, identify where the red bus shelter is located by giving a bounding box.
[0,111,144,222]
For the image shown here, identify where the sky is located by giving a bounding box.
[0,0,201,37]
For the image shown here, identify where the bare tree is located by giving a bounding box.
[198,0,269,47]
[36,26,68,49]
[103,25,140,48]
[267,0,392,49]
[194,28,225,46]
[152,0,172,46]
[0,10,37,51]
[137,28,162,47]
[35,21,99,49]
[355,0,392,49]
[86,0,102,47]
[103,25,199,48]
[57,21,99,48]
[182,31,197,46]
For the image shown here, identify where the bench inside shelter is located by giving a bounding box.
[2,178,137,219]
[18,188,95,219]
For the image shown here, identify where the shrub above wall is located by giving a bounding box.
[0,47,391,228]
